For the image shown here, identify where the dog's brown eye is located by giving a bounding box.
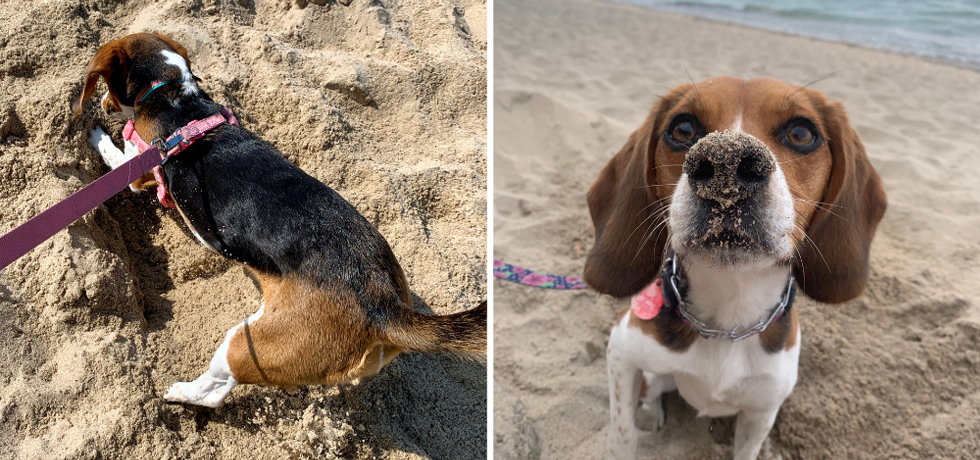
[787,124,814,145]
[664,115,704,151]
[779,118,821,154]
[672,121,696,143]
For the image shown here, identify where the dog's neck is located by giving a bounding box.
[135,86,220,138]
[678,255,792,332]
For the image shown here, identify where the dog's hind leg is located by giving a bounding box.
[162,304,263,407]
[637,372,676,430]
[221,277,400,388]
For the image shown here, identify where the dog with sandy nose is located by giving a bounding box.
[585,77,886,459]
[71,33,486,408]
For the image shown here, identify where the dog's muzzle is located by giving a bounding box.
[673,130,786,262]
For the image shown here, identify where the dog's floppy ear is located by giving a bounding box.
[72,40,130,115]
[795,100,887,303]
[152,33,193,73]
[584,103,674,298]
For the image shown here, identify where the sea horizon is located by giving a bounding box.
[614,0,980,71]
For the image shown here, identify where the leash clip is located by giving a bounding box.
[151,134,185,164]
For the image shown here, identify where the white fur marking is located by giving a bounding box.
[247,304,265,324]
[101,92,135,119]
[164,304,264,407]
[160,50,198,96]
[767,161,798,259]
[681,256,792,332]
[730,109,744,132]
[123,138,141,162]
[89,125,123,168]
[189,227,217,252]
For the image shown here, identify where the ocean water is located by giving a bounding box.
[618,0,980,69]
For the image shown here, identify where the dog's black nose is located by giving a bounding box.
[683,131,774,208]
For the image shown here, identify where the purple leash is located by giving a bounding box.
[493,259,588,290]
[0,146,164,271]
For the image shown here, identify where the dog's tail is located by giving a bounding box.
[384,301,487,358]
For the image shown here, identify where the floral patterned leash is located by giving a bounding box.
[492,259,588,290]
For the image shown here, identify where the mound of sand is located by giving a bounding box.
[0,0,486,458]
[493,0,980,458]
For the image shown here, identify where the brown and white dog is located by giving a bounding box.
[585,77,886,459]
[72,33,486,408]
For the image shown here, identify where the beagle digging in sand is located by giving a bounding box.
[585,77,886,459]
[72,33,486,408]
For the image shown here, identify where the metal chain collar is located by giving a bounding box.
[664,252,796,342]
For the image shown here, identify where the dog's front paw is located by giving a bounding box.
[88,125,111,152]
[88,125,128,169]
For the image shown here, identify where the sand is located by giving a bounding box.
[0,0,486,459]
[492,0,980,458]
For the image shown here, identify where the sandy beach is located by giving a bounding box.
[492,0,980,459]
[0,0,486,458]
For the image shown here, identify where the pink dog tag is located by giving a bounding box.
[631,279,664,320]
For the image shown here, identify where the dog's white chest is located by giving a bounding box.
[615,315,800,415]
[672,337,799,417]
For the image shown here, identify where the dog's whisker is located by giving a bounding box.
[633,218,671,265]
[785,184,848,220]
[639,182,681,189]
[683,66,706,112]
[793,197,844,209]
[792,197,847,220]
[633,197,671,218]
[626,203,670,250]
[794,221,831,272]
[631,204,673,265]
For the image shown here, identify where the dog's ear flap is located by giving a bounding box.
[152,33,193,73]
[72,42,129,115]
[795,101,887,303]
[584,113,669,298]
[130,171,159,192]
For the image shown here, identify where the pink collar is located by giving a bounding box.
[122,107,239,208]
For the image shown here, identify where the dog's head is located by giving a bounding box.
[71,32,199,118]
[584,76,886,303]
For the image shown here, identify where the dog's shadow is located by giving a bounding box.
[103,190,177,331]
[346,292,487,458]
